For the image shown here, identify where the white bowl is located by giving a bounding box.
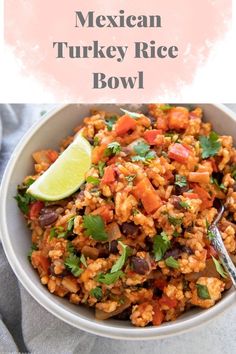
[1,104,236,340]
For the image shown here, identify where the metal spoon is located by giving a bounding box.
[209,201,236,287]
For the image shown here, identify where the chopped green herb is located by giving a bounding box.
[27,244,38,261]
[93,136,99,146]
[67,241,75,254]
[230,165,236,180]
[65,254,83,277]
[105,142,121,157]
[125,175,136,185]
[165,256,179,269]
[24,178,35,187]
[199,132,221,159]
[132,209,139,216]
[83,215,108,241]
[80,254,87,267]
[105,115,118,131]
[210,177,227,191]
[67,217,75,232]
[205,220,215,240]
[111,241,131,273]
[175,175,187,188]
[212,256,227,278]
[133,141,150,156]
[15,191,36,214]
[120,108,143,119]
[179,201,190,210]
[196,283,211,299]
[86,176,100,185]
[168,215,183,226]
[98,161,105,177]
[96,270,124,285]
[90,287,103,300]
[153,232,170,261]
[159,104,172,111]
[132,141,156,163]
[50,226,66,240]
[173,230,180,238]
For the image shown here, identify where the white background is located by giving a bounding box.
[0,0,235,102]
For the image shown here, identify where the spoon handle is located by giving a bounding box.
[210,225,236,288]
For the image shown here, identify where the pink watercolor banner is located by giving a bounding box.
[5,0,232,102]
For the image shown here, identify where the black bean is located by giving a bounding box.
[98,243,110,258]
[131,256,149,275]
[171,196,183,210]
[39,211,58,228]
[121,222,139,236]
[163,247,182,260]
[114,307,132,321]
[145,237,153,252]
[175,184,189,196]
[153,287,163,298]
[148,116,156,127]
[109,240,119,254]
[181,246,193,255]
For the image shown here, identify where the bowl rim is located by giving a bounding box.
[1,103,236,340]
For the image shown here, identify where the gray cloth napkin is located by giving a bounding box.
[1,104,236,354]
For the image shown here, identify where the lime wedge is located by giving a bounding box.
[27,135,92,201]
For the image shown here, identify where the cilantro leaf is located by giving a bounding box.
[83,215,108,241]
[153,232,170,261]
[111,241,131,273]
[196,283,211,299]
[165,256,179,269]
[199,132,221,159]
[67,216,75,232]
[90,286,103,300]
[105,142,121,157]
[120,108,143,119]
[159,104,172,111]
[96,270,124,285]
[64,254,83,277]
[98,161,105,177]
[50,226,67,240]
[15,191,36,214]
[205,220,215,240]
[105,115,118,131]
[178,201,190,210]
[80,254,87,267]
[212,256,227,278]
[210,177,226,191]
[132,141,156,163]
[175,175,187,188]
[67,241,75,254]
[231,165,236,180]
[168,215,183,226]
[133,141,150,156]
[27,244,38,261]
[86,176,100,185]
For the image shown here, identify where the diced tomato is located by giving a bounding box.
[183,192,199,199]
[115,115,137,136]
[47,150,59,163]
[134,177,162,214]
[188,172,210,184]
[143,129,162,145]
[209,158,218,173]
[168,143,190,164]
[168,107,189,131]
[154,278,167,291]
[206,245,218,259]
[192,184,214,210]
[107,156,119,165]
[29,201,44,219]
[159,295,178,308]
[152,303,164,326]
[156,116,168,131]
[91,205,113,223]
[101,165,116,184]
[31,251,50,275]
